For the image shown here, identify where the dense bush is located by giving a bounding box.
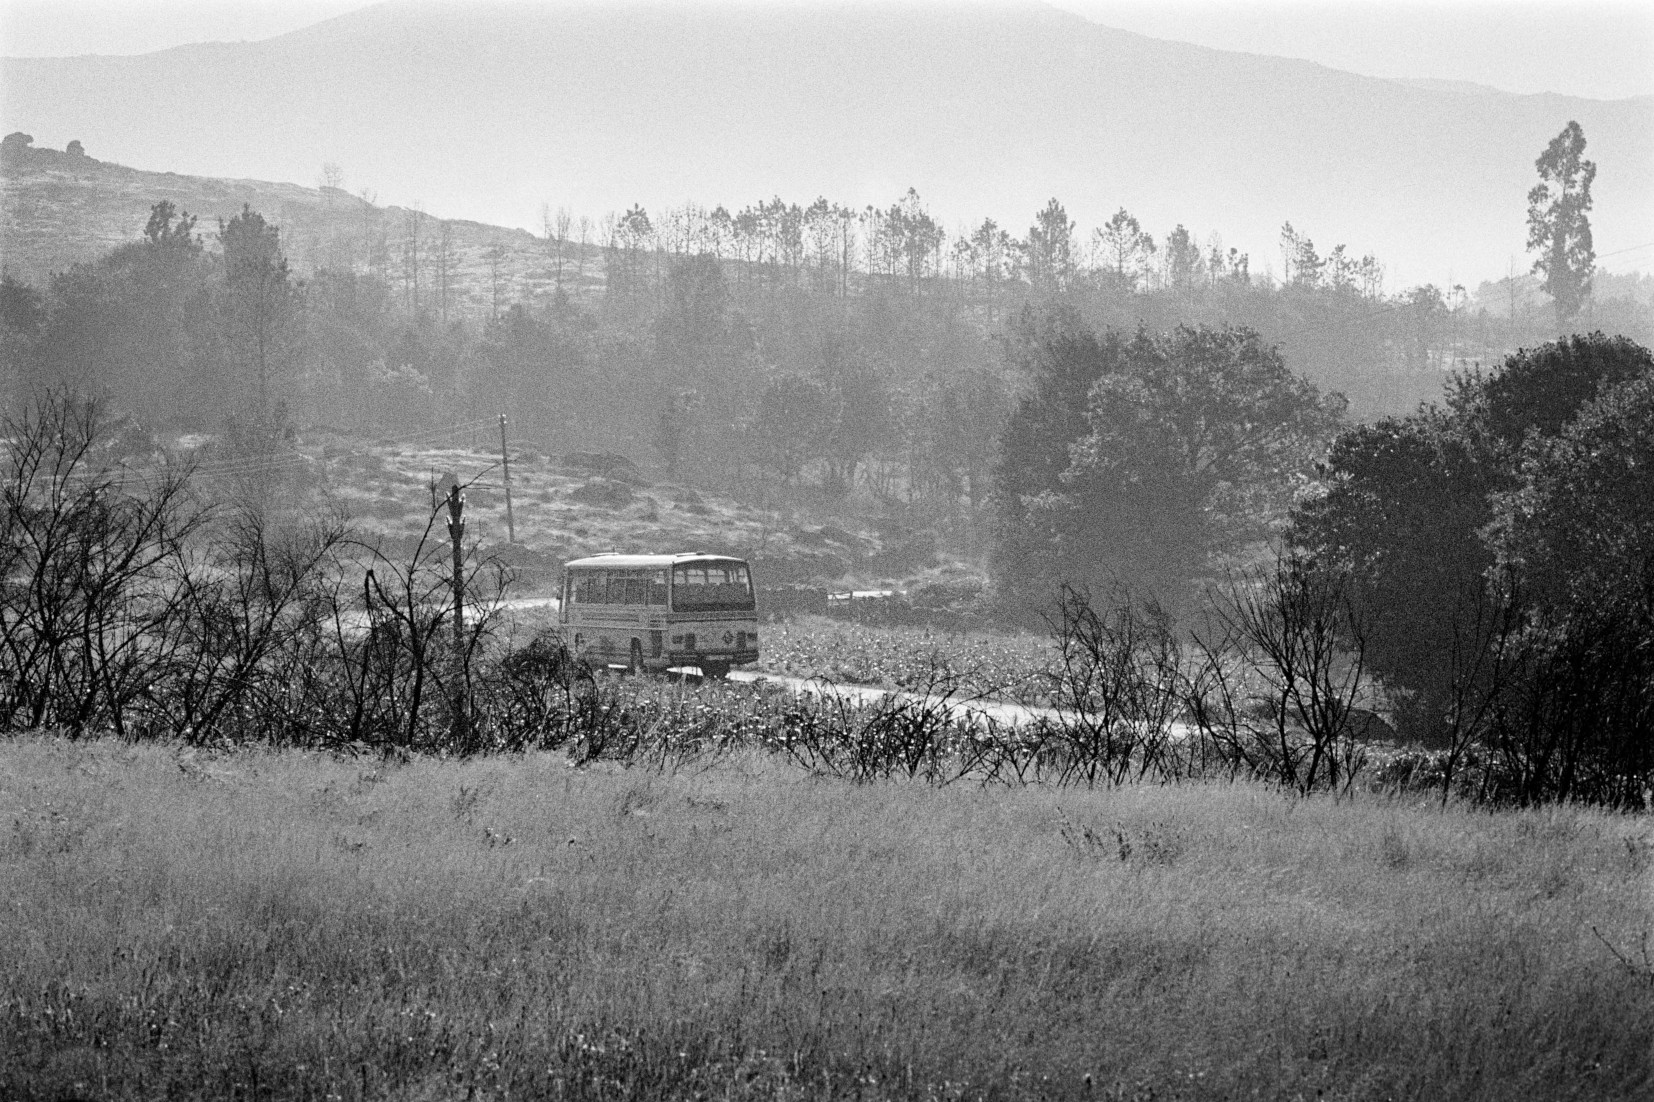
[991,310,1344,617]
[1290,333,1654,808]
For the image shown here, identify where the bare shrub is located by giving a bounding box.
[1039,585,1188,785]
[144,509,347,745]
[481,631,599,751]
[777,659,986,784]
[1187,556,1372,794]
[0,395,545,753]
[0,396,206,736]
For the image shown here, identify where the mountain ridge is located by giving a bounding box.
[3,0,1649,286]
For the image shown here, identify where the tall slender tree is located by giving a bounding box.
[1527,120,1596,328]
[400,207,425,313]
[219,204,294,419]
[1162,224,1202,290]
[431,220,456,324]
[1022,198,1074,294]
[1095,208,1155,290]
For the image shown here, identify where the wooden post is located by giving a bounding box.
[445,484,468,745]
[499,413,516,543]
[446,485,465,654]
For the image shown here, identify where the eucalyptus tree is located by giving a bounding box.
[1527,120,1596,328]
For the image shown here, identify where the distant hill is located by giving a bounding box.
[0,137,590,314]
[2,0,1649,288]
[0,138,361,277]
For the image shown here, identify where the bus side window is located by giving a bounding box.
[579,571,606,604]
[648,571,668,605]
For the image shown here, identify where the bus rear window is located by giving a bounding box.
[671,563,754,611]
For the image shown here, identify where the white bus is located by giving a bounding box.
[558,552,759,677]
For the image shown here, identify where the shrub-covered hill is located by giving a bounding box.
[0,135,584,313]
[252,430,980,605]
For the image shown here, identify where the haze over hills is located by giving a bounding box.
[0,140,565,303]
[2,0,1650,288]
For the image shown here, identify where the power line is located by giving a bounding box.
[381,417,498,446]
[188,453,311,479]
[1597,240,1654,260]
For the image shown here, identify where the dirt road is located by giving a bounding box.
[725,669,1197,735]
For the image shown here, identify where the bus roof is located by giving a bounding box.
[563,552,748,570]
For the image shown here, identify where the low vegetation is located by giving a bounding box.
[5,735,1651,1100]
[758,616,1053,704]
[5,389,1651,806]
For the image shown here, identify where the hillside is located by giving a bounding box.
[3,0,1650,288]
[0,138,589,312]
[303,432,942,598]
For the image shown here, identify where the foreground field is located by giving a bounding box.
[4,737,1652,1100]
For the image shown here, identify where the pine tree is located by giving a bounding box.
[218,205,294,421]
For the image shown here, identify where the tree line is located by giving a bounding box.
[0,122,1644,532]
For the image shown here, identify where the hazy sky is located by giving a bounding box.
[2,0,1651,100]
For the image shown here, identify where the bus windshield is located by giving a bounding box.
[671,562,754,611]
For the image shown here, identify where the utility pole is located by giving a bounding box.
[445,483,468,746]
[446,485,465,654]
[499,413,516,543]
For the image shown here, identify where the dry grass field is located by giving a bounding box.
[4,735,1652,1100]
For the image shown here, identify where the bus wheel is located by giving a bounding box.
[629,639,645,677]
[701,660,730,680]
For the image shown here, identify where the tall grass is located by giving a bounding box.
[5,735,1651,1099]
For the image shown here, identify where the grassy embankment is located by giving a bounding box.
[5,734,1651,1100]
